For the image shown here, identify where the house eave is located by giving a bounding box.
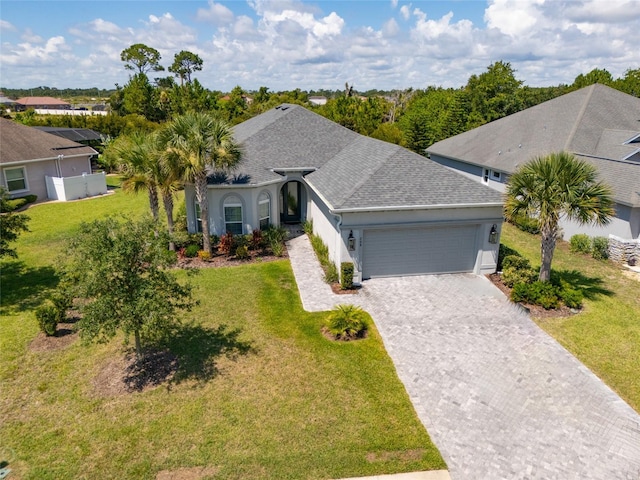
[330,202,504,214]
[0,150,98,167]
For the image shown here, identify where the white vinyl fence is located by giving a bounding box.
[45,172,108,201]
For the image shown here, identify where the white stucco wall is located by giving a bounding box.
[560,205,639,240]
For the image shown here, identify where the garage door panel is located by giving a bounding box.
[363,225,477,278]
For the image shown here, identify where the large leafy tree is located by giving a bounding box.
[504,152,614,282]
[161,113,243,253]
[0,188,29,258]
[168,50,203,85]
[64,217,193,359]
[120,43,164,75]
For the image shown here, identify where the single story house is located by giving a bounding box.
[0,118,105,201]
[427,84,640,243]
[15,96,71,111]
[185,104,503,281]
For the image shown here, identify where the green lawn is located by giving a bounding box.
[0,184,445,479]
[500,223,640,412]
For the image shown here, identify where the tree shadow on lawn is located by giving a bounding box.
[0,260,59,315]
[163,322,257,385]
[551,268,613,300]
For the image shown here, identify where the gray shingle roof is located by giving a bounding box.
[0,118,97,164]
[427,84,640,207]
[224,104,502,210]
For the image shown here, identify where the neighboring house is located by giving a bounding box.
[15,96,71,111]
[0,118,106,201]
[427,84,640,242]
[185,104,503,281]
[309,96,328,106]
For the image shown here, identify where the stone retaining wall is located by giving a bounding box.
[608,234,640,264]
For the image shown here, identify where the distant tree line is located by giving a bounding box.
[7,42,639,156]
[0,86,115,99]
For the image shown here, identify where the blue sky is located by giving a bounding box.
[1,1,639,92]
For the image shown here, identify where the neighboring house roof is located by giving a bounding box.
[15,96,71,107]
[34,126,103,143]
[427,84,640,207]
[0,118,97,165]
[220,104,502,211]
[0,96,16,105]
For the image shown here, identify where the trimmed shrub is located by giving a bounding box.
[510,281,560,309]
[197,250,211,261]
[340,262,354,290]
[50,291,71,322]
[591,236,609,260]
[36,303,59,336]
[569,234,592,255]
[559,287,583,309]
[235,245,249,259]
[497,243,520,272]
[502,255,537,287]
[184,244,200,258]
[325,304,368,340]
[270,240,284,257]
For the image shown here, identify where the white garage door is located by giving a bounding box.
[362,225,478,278]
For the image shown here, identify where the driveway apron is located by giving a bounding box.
[286,234,640,480]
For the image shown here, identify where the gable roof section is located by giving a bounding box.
[0,118,97,165]
[225,104,502,210]
[15,96,71,107]
[427,84,640,207]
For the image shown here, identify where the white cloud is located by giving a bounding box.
[21,28,43,43]
[400,5,411,21]
[196,0,235,25]
[391,0,398,8]
[382,18,399,37]
[0,20,17,32]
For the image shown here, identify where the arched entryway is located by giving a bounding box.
[280,180,303,224]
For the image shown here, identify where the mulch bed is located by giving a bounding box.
[29,313,80,353]
[176,249,287,269]
[329,283,360,295]
[486,273,578,319]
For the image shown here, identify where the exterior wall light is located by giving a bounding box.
[348,230,356,251]
[489,224,498,244]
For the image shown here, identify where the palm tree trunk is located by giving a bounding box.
[147,185,160,222]
[539,222,558,282]
[195,173,211,253]
[162,192,175,251]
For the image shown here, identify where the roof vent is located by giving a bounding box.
[518,144,522,148]
[498,150,502,155]
[281,106,289,111]
[275,105,281,110]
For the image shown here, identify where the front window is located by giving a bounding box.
[258,192,270,230]
[492,170,501,180]
[4,167,27,192]
[224,198,243,235]
[483,169,489,183]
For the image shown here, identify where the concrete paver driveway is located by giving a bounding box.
[360,275,640,480]
[286,235,640,480]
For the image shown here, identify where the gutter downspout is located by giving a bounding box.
[56,154,63,177]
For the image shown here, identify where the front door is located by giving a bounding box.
[281,181,301,223]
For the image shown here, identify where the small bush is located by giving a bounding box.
[264,225,288,245]
[197,250,211,261]
[302,220,313,235]
[250,229,264,250]
[497,244,520,271]
[559,287,583,309]
[325,304,368,340]
[569,234,592,255]
[3,194,38,212]
[510,281,560,309]
[184,244,200,258]
[340,262,354,290]
[502,255,537,287]
[36,303,59,336]
[591,237,609,260]
[235,245,249,259]
[270,240,284,257]
[218,233,236,255]
[50,291,72,322]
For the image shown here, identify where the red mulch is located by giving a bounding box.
[486,273,578,319]
[176,249,287,269]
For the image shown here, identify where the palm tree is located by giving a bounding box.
[106,131,160,221]
[156,143,183,250]
[504,152,614,282]
[161,112,242,254]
